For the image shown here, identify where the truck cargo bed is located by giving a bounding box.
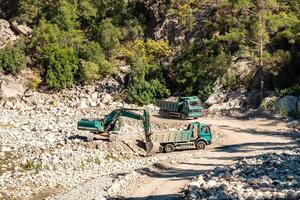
[151,131,194,143]
[156,100,179,112]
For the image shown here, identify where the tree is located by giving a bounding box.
[93,18,122,55]
[0,42,27,75]
[42,44,78,89]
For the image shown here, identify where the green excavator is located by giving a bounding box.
[77,109,160,155]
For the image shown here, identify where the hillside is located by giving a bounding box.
[0,0,299,106]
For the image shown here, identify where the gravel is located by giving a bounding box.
[0,85,162,199]
[184,151,300,200]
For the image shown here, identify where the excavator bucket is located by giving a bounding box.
[146,141,160,156]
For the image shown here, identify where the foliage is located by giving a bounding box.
[0,42,27,75]
[78,41,105,64]
[27,74,42,90]
[1,0,300,104]
[42,44,78,89]
[93,18,122,54]
[170,40,230,97]
[275,84,300,97]
[122,39,171,104]
[79,61,100,84]
[128,79,170,105]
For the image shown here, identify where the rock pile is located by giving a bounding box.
[184,151,300,200]
[0,83,162,199]
[0,19,32,49]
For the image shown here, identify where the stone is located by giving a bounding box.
[79,99,88,109]
[205,91,227,106]
[287,190,298,200]
[91,92,98,100]
[275,95,298,113]
[0,19,18,49]
[90,101,97,107]
[101,93,113,104]
[0,79,25,100]
[232,169,241,176]
[288,120,300,130]
[2,146,11,152]
[11,21,32,36]
[219,183,229,191]
[259,179,269,188]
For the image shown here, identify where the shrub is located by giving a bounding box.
[0,42,27,75]
[27,74,42,90]
[93,18,122,54]
[78,41,105,64]
[80,61,100,84]
[275,84,300,97]
[42,44,78,89]
[128,79,170,105]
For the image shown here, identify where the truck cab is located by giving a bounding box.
[178,96,203,119]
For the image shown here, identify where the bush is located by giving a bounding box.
[80,61,100,84]
[128,79,170,105]
[42,44,78,89]
[275,84,300,97]
[27,74,42,90]
[78,41,105,64]
[0,42,27,75]
[93,18,122,54]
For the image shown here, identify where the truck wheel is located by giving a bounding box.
[196,140,206,149]
[164,144,175,153]
[180,112,188,120]
[159,110,166,118]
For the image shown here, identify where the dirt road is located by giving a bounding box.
[52,116,297,200]
[123,116,296,200]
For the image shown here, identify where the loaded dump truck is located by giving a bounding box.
[156,96,202,120]
[151,122,212,153]
[77,109,212,155]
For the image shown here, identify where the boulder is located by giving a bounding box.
[79,99,88,109]
[0,79,25,100]
[11,21,32,36]
[205,91,227,106]
[101,93,113,105]
[0,19,18,49]
[275,95,298,113]
[288,120,300,130]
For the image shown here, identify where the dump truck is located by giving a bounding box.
[77,109,160,155]
[151,121,212,153]
[156,96,202,120]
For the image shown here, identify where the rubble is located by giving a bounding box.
[184,151,300,200]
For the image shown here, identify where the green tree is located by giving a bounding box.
[42,44,78,89]
[93,18,122,54]
[0,42,27,75]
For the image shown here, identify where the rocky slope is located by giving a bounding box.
[184,151,300,200]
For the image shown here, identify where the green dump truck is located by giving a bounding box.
[156,96,202,120]
[151,121,212,153]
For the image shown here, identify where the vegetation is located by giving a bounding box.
[0,42,27,75]
[0,0,299,104]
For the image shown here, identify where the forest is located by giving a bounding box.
[0,0,299,105]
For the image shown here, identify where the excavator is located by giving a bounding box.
[77,109,160,155]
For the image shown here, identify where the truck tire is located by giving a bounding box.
[164,144,175,153]
[159,110,167,118]
[180,112,188,120]
[196,140,206,149]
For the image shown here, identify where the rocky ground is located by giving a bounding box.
[184,150,300,200]
[1,76,299,200]
[0,81,174,200]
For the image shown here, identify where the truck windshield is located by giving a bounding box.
[189,101,200,107]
